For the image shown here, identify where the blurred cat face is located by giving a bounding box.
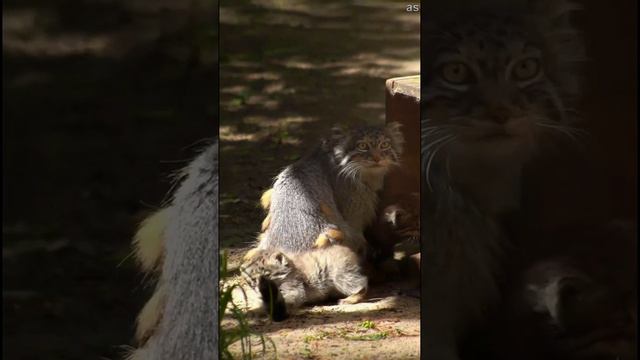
[331,123,404,177]
[422,10,584,169]
[523,260,636,359]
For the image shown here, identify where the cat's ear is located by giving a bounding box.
[528,0,585,100]
[273,252,288,267]
[330,125,348,141]
[528,0,582,26]
[385,122,404,153]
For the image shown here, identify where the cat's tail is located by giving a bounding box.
[258,276,289,322]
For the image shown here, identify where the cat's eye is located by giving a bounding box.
[511,57,541,82]
[440,62,472,85]
[356,142,368,151]
[379,141,391,150]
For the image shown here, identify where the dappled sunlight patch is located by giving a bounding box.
[263,82,288,94]
[3,8,121,58]
[220,126,261,142]
[225,276,420,359]
[244,95,280,109]
[251,0,349,18]
[332,53,420,77]
[219,7,252,26]
[278,59,317,70]
[4,31,115,58]
[245,72,283,81]
[220,116,314,145]
[221,85,250,96]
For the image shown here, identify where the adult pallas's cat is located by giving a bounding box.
[254,122,403,257]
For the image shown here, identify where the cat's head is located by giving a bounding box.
[240,249,294,288]
[522,259,635,358]
[327,122,404,178]
[422,0,585,168]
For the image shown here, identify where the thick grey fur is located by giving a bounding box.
[138,141,218,360]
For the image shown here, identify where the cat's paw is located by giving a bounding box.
[260,213,271,231]
[314,228,344,248]
[260,188,273,210]
[314,233,331,248]
[338,289,367,305]
[243,248,261,261]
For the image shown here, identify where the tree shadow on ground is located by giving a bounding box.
[218,0,420,248]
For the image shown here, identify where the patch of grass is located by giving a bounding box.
[276,130,290,142]
[359,320,376,329]
[342,331,388,341]
[300,344,314,359]
[219,250,276,359]
[303,326,388,343]
[303,331,330,343]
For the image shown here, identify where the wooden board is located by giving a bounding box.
[365,75,420,260]
[382,75,420,202]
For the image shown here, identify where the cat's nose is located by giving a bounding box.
[488,106,512,124]
[372,153,382,162]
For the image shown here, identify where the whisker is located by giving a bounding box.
[422,135,457,192]
[423,134,455,152]
[535,121,590,147]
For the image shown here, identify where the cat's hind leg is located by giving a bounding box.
[334,271,368,305]
[338,287,367,305]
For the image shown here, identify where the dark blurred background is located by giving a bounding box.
[2,0,217,358]
[520,0,637,228]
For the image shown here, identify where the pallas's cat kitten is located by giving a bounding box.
[240,245,368,322]
[255,122,403,257]
[421,0,585,358]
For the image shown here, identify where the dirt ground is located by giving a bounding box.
[219,1,420,359]
[222,249,420,360]
[3,1,216,359]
